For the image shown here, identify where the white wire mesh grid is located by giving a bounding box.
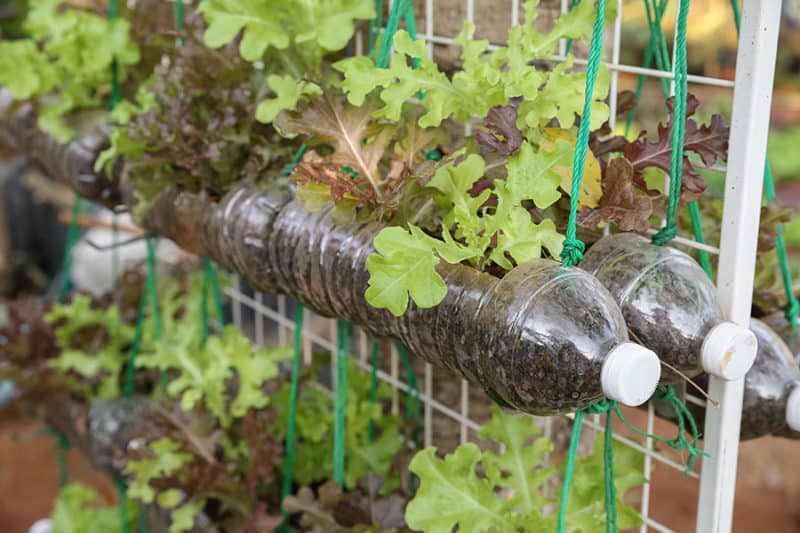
[216,0,778,531]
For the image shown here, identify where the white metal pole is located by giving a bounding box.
[696,0,783,531]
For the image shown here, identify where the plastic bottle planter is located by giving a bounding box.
[146,184,662,414]
[669,319,800,440]
[580,233,757,382]
[751,315,800,439]
[0,114,662,415]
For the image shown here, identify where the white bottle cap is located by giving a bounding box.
[601,342,661,407]
[786,386,800,432]
[701,322,758,380]
[29,519,52,533]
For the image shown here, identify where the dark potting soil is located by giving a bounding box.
[201,185,636,415]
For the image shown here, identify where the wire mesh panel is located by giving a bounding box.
[216,0,779,530]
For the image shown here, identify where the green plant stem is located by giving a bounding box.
[333,320,350,487]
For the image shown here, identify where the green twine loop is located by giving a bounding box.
[368,340,380,442]
[279,303,304,531]
[618,385,707,474]
[333,320,350,487]
[560,0,605,268]
[651,0,690,247]
[560,238,586,267]
[650,224,677,246]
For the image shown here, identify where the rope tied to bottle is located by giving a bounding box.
[556,2,617,529]
[333,320,351,487]
[650,0,690,247]
[560,0,605,269]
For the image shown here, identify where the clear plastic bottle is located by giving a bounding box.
[202,187,663,414]
[581,233,757,382]
[763,312,800,368]
[760,313,800,439]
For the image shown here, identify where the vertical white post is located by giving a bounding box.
[696,1,783,531]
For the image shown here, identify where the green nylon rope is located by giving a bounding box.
[367,340,380,442]
[395,342,421,445]
[51,194,81,487]
[279,302,304,531]
[651,0,690,246]
[628,0,706,472]
[620,386,707,473]
[556,411,586,533]
[625,0,669,132]
[563,0,581,55]
[556,400,617,533]
[726,0,798,328]
[57,195,83,301]
[116,479,131,533]
[603,410,617,531]
[333,320,351,487]
[376,0,413,69]
[122,288,148,396]
[200,258,225,344]
[557,3,615,530]
[142,237,166,389]
[636,0,713,274]
[765,163,800,327]
[47,427,70,488]
[560,0,606,268]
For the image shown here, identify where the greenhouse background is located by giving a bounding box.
[1,0,799,531]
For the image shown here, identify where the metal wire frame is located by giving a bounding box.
[218,1,781,532]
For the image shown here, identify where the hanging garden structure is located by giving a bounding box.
[0,0,795,531]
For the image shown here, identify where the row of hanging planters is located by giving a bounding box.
[2,0,800,531]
